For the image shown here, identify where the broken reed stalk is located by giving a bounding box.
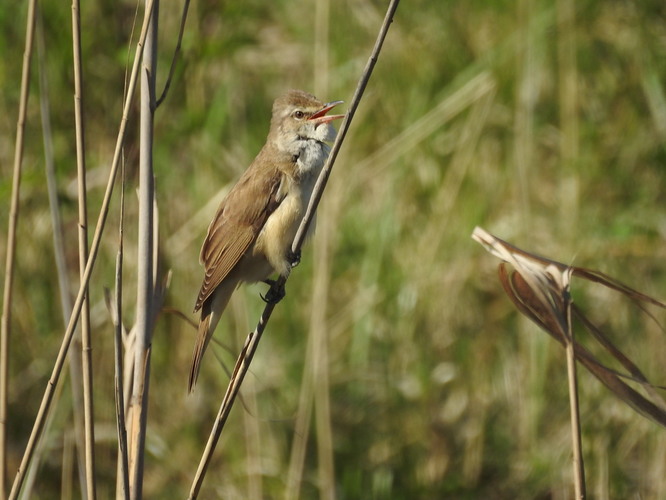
[71,0,97,496]
[187,0,401,497]
[1,0,38,496]
[127,2,159,498]
[8,1,156,497]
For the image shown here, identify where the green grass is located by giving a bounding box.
[1,0,666,498]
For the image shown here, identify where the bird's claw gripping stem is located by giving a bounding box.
[261,279,286,304]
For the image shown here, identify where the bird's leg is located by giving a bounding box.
[260,249,300,304]
[261,279,286,304]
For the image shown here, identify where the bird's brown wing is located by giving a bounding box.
[194,165,284,312]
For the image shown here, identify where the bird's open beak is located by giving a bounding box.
[308,100,345,125]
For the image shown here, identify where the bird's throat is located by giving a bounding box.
[295,139,330,177]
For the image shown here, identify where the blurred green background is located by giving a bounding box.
[1,0,666,498]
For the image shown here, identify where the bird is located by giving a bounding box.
[189,89,344,392]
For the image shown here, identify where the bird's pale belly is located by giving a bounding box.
[253,141,325,278]
[254,189,309,278]
[253,170,316,276]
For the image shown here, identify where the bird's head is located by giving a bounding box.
[269,89,344,152]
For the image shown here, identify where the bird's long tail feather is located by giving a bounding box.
[188,281,236,392]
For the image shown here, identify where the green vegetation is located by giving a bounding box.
[1,0,666,497]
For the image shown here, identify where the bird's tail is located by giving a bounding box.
[188,281,236,392]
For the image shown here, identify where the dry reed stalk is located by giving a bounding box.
[290,0,399,253]
[187,1,401,497]
[0,0,38,496]
[108,226,131,500]
[71,0,96,496]
[228,295,263,500]
[127,1,159,498]
[563,300,585,500]
[8,1,156,497]
[187,302,277,500]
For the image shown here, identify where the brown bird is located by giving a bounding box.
[189,89,344,392]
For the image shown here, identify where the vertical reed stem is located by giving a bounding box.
[71,0,97,496]
[128,1,158,498]
[1,0,38,496]
[564,292,586,498]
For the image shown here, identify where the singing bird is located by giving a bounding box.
[189,89,344,391]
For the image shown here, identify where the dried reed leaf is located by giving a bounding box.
[473,226,666,427]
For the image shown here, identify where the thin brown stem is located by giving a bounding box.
[113,189,130,500]
[1,0,38,497]
[187,0,401,496]
[188,303,276,500]
[110,160,130,500]
[564,289,586,498]
[71,0,96,497]
[291,0,400,254]
[155,0,190,108]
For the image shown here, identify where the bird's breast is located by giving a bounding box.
[254,141,328,277]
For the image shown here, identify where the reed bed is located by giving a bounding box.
[0,0,665,498]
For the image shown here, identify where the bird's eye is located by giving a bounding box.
[292,110,305,120]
